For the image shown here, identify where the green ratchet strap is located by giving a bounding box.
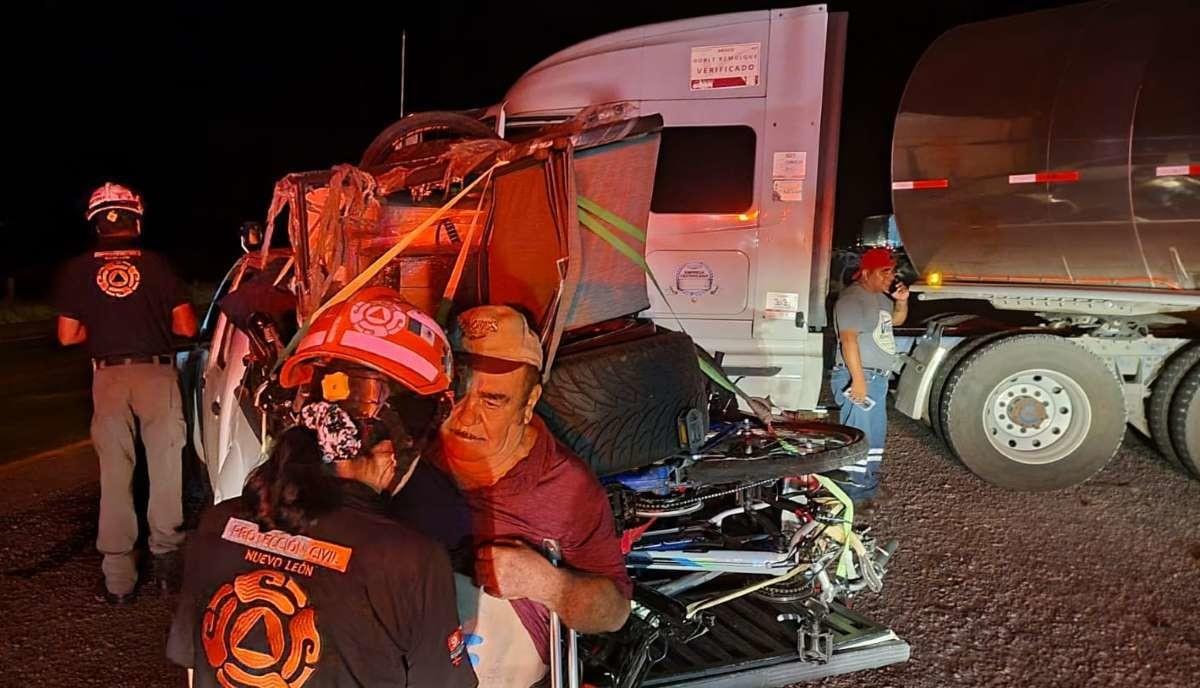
[577,210,664,298]
[813,474,858,578]
[577,195,646,242]
[578,197,871,583]
[576,196,756,408]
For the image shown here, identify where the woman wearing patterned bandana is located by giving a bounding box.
[170,396,477,686]
[168,398,477,688]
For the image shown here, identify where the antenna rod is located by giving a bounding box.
[400,30,408,118]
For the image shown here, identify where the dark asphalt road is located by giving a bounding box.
[1,340,1198,687]
[0,337,92,465]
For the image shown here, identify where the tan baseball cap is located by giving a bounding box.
[452,305,544,371]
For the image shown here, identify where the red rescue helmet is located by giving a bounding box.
[86,182,144,221]
[280,287,453,396]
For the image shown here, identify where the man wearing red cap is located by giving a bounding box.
[831,248,909,505]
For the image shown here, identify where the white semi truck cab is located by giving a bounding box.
[498,4,847,412]
[497,0,1200,490]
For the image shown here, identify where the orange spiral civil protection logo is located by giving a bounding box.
[95,260,141,298]
[349,299,407,337]
[202,569,321,687]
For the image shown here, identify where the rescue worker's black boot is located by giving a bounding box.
[94,583,136,605]
[151,552,182,595]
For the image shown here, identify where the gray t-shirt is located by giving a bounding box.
[834,283,899,372]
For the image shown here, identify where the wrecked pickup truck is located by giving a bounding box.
[183,102,908,686]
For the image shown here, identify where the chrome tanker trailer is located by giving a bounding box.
[496,0,1200,490]
[890,0,1200,488]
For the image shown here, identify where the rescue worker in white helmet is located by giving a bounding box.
[53,182,198,604]
[168,288,476,687]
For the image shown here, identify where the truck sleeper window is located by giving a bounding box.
[650,125,756,214]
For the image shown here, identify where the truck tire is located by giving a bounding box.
[1147,343,1200,470]
[940,335,1125,491]
[1169,364,1200,480]
[360,111,498,167]
[928,333,1010,442]
[537,329,708,477]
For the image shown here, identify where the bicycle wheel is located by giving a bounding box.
[684,420,866,484]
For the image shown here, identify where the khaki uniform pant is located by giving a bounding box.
[91,362,186,595]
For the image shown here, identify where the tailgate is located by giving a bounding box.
[645,597,908,688]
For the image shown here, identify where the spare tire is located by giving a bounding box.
[361,111,499,167]
[537,329,708,476]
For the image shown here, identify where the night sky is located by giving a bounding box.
[0,0,1077,297]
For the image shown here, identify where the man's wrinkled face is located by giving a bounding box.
[442,361,539,463]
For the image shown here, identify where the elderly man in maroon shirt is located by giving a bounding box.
[391,305,631,680]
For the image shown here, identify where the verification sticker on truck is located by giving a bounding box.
[772,152,806,180]
[773,180,803,202]
[764,291,800,320]
[690,43,761,90]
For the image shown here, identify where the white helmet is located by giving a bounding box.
[86,182,144,221]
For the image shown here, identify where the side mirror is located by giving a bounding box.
[244,312,282,368]
[239,221,265,253]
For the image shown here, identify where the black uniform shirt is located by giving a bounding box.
[168,479,477,688]
[53,242,190,358]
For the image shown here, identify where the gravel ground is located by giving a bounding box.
[2,415,1199,687]
[818,415,1200,688]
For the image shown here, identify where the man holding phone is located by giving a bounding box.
[831,247,909,506]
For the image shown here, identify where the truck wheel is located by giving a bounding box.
[537,329,709,477]
[1147,343,1200,470]
[360,111,498,167]
[928,333,1010,442]
[1169,364,1200,479]
[940,335,1125,490]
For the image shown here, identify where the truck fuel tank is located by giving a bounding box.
[892,0,1200,292]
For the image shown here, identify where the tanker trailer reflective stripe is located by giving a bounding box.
[1155,164,1200,177]
[892,0,1200,292]
[1006,170,1080,184]
[891,179,949,190]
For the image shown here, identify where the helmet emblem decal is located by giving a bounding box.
[349,300,406,337]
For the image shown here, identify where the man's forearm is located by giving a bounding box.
[840,334,866,383]
[56,316,87,346]
[172,303,199,338]
[893,301,908,327]
[547,569,630,633]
